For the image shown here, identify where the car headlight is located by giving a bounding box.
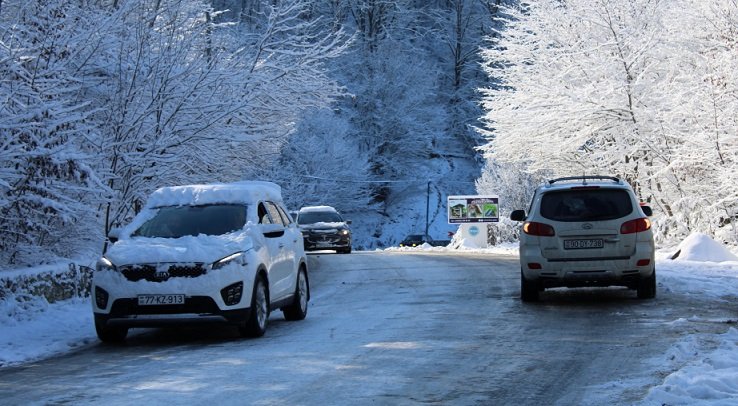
[212,252,245,270]
[95,257,116,272]
[339,229,350,236]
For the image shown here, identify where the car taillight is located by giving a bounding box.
[523,222,556,236]
[620,218,651,234]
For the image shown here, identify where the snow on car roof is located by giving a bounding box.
[299,205,338,213]
[145,181,282,208]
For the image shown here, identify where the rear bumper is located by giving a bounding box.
[520,244,655,289]
[535,269,650,289]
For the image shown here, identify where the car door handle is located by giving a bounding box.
[279,243,285,249]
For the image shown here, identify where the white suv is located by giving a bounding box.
[510,176,655,301]
[92,181,309,342]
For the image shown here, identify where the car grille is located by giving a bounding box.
[120,264,206,282]
[109,296,219,316]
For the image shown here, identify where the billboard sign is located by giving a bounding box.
[448,195,499,224]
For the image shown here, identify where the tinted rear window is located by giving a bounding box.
[540,189,633,222]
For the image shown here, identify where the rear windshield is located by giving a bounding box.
[540,189,633,222]
[133,204,247,238]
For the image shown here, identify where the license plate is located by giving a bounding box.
[137,294,185,306]
[564,239,604,249]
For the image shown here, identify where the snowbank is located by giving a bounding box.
[666,232,738,263]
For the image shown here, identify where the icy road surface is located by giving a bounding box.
[0,251,735,405]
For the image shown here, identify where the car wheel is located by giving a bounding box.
[282,267,309,321]
[637,269,656,299]
[520,269,539,302]
[95,319,128,343]
[240,276,269,337]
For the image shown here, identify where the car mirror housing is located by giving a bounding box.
[107,227,122,244]
[261,223,285,238]
[510,210,526,221]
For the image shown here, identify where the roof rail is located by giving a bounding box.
[547,175,621,186]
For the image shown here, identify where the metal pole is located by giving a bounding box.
[425,181,430,240]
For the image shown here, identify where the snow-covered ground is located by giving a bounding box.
[1,233,737,404]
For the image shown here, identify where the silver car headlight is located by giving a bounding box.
[95,257,116,272]
[339,229,350,236]
[212,252,245,270]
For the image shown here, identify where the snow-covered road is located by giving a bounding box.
[1,250,737,404]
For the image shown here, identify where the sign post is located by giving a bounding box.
[448,195,499,248]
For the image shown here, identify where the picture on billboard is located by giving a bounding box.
[448,195,499,224]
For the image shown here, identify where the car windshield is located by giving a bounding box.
[540,189,633,222]
[133,204,247,238]
[298,211,343,225]
[404,235,425,242]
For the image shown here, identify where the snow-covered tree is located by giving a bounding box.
[1,0,350,265]
[479,0,738,244]
[252,108,373,213]
[81,0,350,240]
[0,0,105,265]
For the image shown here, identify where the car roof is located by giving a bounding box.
[146,181,282,208]
[540,176,631,192]
[299,205,338,213]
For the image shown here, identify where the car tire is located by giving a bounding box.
[240,276,269,337]
[637,269,656,299]
[95,319,128,343]
[282,267,309,321]
[520,270,539,302]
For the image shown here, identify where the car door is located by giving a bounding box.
[263,201,294,301]
[274,202,303,270]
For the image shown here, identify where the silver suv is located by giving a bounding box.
[510,176,655,301]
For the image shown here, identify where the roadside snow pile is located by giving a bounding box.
[0,297,95,367]
[643,328,738,405]
[667,232,738,263]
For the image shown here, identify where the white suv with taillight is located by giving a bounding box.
[510,176,655,302]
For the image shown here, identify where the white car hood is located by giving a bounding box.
[106,232,254,266]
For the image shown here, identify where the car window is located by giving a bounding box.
[297,210,343,224]
[275,204,293,226]
[540,189,633,222]
[257,203,272,224]
[133,204,247,238]
[265,202,286,226]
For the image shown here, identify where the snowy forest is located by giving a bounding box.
[1,0,502,267]
[477,0,738,247]
[2,0,737,269]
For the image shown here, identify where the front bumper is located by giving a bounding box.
[94,296,251,328]
[92,263,255,328]
[303,233,351,251]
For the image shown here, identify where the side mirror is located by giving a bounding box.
[346,219,352,225]
[510,210,526,222]
[262,223,285,238]
[641,205,653,217]
[107,227,122,244]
